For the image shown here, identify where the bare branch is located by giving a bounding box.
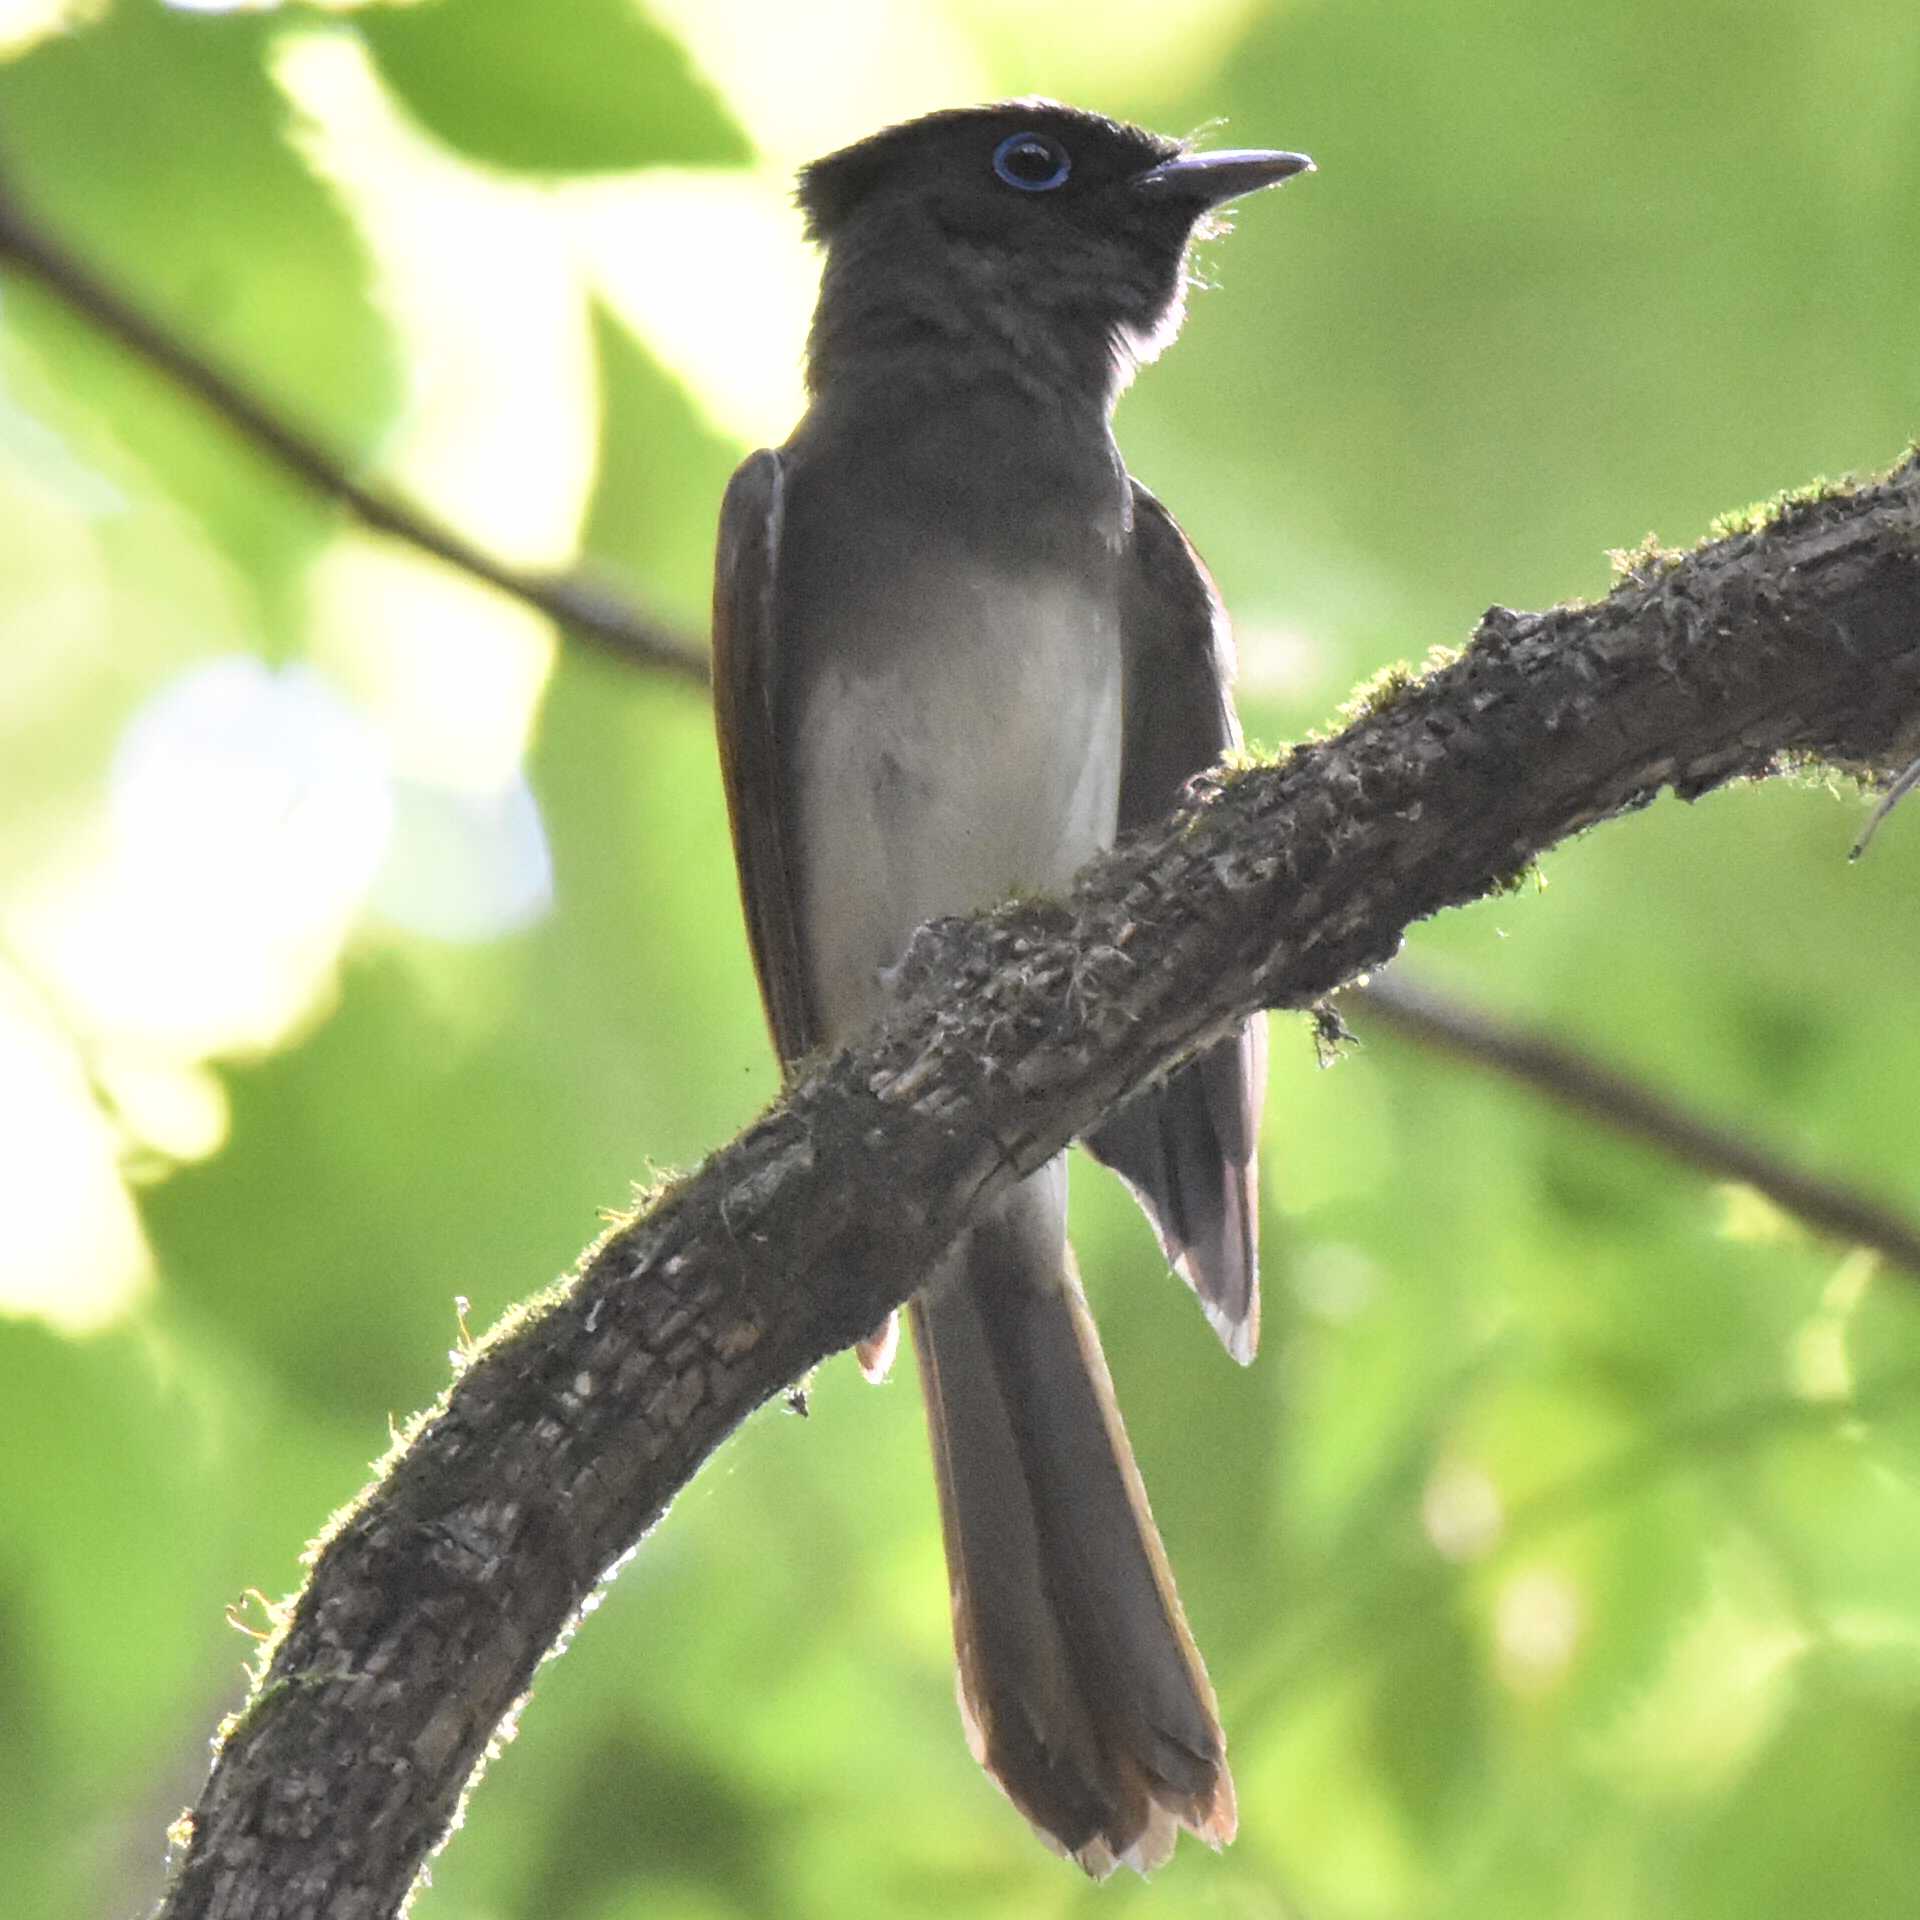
[0,168,710,686]
[1344,972,1920,1275]
[154,455,1920,1917]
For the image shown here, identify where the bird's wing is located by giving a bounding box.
[713,447,818,1068]
[1084,480,1270,1364]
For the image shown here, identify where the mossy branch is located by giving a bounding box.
[156,453,1920,1919]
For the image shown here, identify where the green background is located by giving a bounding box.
[2,2,1918,1916]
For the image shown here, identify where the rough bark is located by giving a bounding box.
[159,455,1920,1918]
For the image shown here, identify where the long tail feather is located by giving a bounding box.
[910,1167,1233,1874]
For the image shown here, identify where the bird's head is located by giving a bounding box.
[798,101,1311,405]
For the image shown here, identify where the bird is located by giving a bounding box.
[710,99,1310,1875]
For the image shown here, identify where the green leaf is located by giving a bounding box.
[357,0,749,176]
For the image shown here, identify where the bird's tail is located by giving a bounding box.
[909,1163,1234,1876]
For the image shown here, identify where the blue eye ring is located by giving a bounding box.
[992,131,1071,193]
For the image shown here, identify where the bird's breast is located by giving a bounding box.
[789,565,1123,1043]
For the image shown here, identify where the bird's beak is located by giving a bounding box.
[1134,147,1314,209]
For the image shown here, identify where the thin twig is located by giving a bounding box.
[1345,972,1920,1276]
[1851,753,1920,859]
[0,168,710,685]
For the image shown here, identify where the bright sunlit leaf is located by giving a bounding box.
[0,966,152,1333]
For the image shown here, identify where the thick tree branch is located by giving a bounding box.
[152,456,1920,1917]
[1344,973,1920,1275]
[0,167,710,685]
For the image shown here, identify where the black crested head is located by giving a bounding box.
[797,100,1311,409]
[797,100,1177,246]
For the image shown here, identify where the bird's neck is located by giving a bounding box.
[804,226,1133,424]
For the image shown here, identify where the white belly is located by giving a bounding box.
[792,571,1122,1044]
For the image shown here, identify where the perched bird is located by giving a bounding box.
[711,100,1310,1874]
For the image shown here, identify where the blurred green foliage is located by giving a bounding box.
[2,3,1918,1918]
[357,0,749,174]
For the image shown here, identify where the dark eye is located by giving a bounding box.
[992,132,1071,193]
